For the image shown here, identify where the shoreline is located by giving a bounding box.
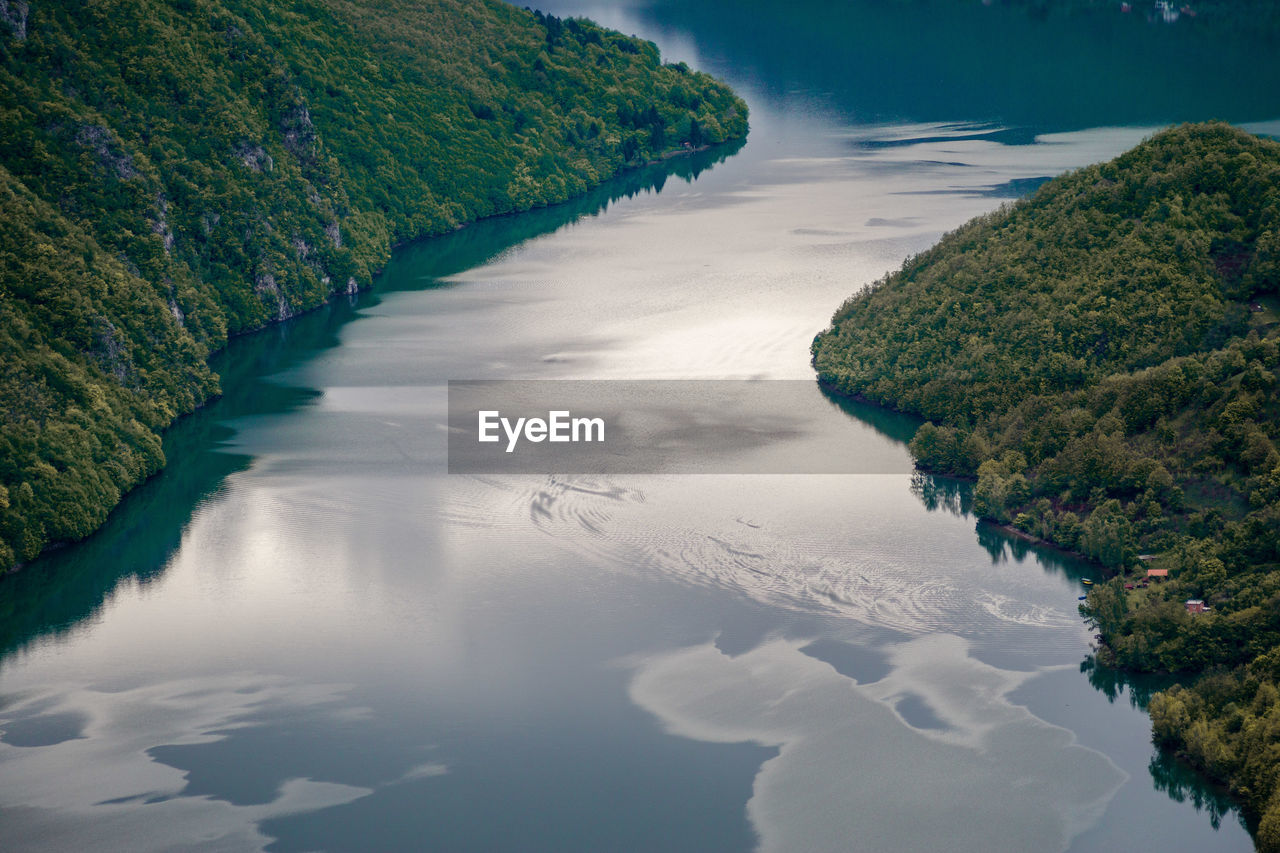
[3,137,747,578]
[815,373,1258,826]
[813,373,1112,570]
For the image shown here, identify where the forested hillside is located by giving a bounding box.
[0,0,747,569]
[813,123,1280,847]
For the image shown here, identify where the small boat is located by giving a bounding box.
[1077,595,1087,601]
[1082,579,1094,586]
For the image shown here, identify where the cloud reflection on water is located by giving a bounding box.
[0,675,428,852]
[629,634,1125,853]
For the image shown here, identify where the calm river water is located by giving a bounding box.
[3,1,1279,850]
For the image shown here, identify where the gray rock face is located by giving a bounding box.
[91,317,131,384]
[235,142,274,173]
[254,272,291,322]
[75,124,138,179]
[151,195,174,254]
[281,102,316,157]
[0,0,28,42]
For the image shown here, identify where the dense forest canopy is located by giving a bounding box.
[0,0,747,569]
[814,122,1280,847]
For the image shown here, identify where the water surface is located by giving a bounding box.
[3,1,1277,850]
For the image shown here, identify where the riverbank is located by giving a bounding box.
[813,121,1280,848]
[0,94,1263,853]
[0,0,748,572]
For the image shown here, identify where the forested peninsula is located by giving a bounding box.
[0,0,747,569]
[814,122,1280,846]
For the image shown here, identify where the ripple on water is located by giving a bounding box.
[442,474,1080,642]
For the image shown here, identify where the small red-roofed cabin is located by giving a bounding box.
[1147,568,1169,580]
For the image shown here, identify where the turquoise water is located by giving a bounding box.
[2,2,1276,850]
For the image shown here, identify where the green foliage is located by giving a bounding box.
[0,0,747,567]
[817,122,1279,429]
[815,122,1280,838]
[972,451,1028,523]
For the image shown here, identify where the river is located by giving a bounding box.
[2,1,1277,850]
